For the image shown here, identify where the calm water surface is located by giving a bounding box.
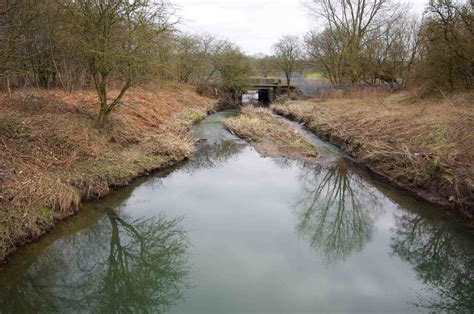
[1,110,473,313]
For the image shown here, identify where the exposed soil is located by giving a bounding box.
[0,82,218,264]
[271,91,474,222]
[225,106,319,160]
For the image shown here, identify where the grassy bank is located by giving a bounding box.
[0,83,218,263]
[272,91,474,220]
[225,106,319,160]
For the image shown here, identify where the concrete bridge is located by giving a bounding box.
[246,77,297,103]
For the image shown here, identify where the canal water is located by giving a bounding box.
[0,110,473,313]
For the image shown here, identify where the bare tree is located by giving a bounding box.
[273,35,302,95]
[304,0,403,84]
[305,29,345,84]
[61,0,177,127]
[361,12,421,88]
[418,0,474,91]
[175,34,202,83]
[211,40,252,101]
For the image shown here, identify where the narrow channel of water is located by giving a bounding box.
[0,110,473,313]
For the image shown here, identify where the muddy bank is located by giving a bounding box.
[271,92,474,222]
[225,106,318,160]
[0,83,218,264]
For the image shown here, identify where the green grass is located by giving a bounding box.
[305,72,324,79]
[78,122,88,130]
[38,207,52,218]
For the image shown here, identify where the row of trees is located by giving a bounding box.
[0,0,253,126]
[174,34,252,99]
[1,0,472,125]
[303,0,413,86]
[307,0,473,90]
[258,0,473,92]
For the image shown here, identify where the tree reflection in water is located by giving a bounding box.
[391,211,474,312]
[0,210,190,313]
[185,139,246,173]
[294,160,381,263]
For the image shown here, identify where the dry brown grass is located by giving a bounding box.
[272,91,474,219]
[316,86,391,100]
[0,82,217,263]
[225,106,319,159]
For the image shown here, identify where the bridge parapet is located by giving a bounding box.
[249,77,282,86]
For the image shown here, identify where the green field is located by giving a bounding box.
[305,72,324,79]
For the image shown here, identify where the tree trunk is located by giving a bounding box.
[96,81,131,128]
[287,77,291,96]
[98,105,109,128]
[93,71,110,128]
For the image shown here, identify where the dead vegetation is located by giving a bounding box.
[0,82,217,263]
[272,91,474,219]
[225,106,319,160]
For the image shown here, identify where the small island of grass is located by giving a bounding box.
[225,106,319,160]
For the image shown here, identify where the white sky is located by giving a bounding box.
[173,0,429,55]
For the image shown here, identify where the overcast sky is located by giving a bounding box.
[173,0,429,55]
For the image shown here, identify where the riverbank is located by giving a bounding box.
[272,91,474,221]
[0,83,218,263]
[225,106,319,160]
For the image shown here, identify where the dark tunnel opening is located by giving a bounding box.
[258,89,270,103]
